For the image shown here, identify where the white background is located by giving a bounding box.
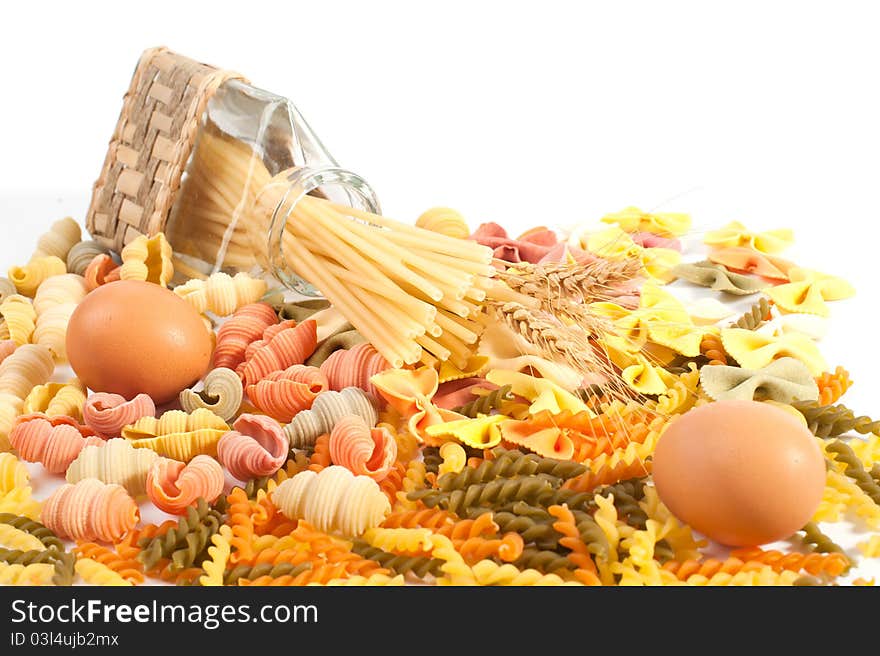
[1,1,879,580]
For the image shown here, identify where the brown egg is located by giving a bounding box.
[652,399,825,547]
[66,280,213,404]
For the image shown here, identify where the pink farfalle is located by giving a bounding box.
[237,320,318,387]
[708,247,794,282]
[328,415,397,482]
[82,392,156,439]
[83,254,121,292]
[319,343,391,397]
[145,455,225,515]
[498,412,577,460]
[216,413,288,481]
[246,364,328,422]
[631,232,683,252]
[213,303,279,370]
[370,367,466,439]
[10,413,102,474]
[537,243,597,266]
[470,223,558,265]
[433,378,499,410]
[0,340,15,366]
[41,478,139,542]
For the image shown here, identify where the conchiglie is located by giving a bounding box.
[119,233,174,287]
[284,387,380,450]
[145,455,225,514]
[33,302,77,361]
[33,274,87,315]
[0,294,36,346]
[179,368,243,422]
[319,343,390,397]
[83,393,156,439]
[33,217,82,260]
[246,364,328,422]
[174,272,267,316]
[23,379,87,421]
[8,256,66,297]
[0,341,15,366]
[0,344,54,399]
[328,415,397,481]
[237,320,319,387]
[41,478,139,542]
[213,303,278,370]
[121,407,228,439]
[415,207,470,239]
[9,414,102,474]
[217,413,288,481]
[83,254,121,291]
[66,438,159,497]
[66,240,110,276]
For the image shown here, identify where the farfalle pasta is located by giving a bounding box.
[119,232,174,287]
[328,415,397,482]
[699,357,819,404]
[708,247,794,281]
[174,271,267,316]
[41,478,139,542]
[599,206,692,238]
[720,328,827,375]
[670,260,767,295]
[83,392,156,439]
[319,342,390,397]
[66,438,159,497]
[284,387,379,449]
[371,367,466,440]
[579,226,681,283]
[179,367,243,422]
[766,267,855,317]
[217,414,288,481]
[146,455,225,514]
[246,364,328,422]
[8,256,66,297]
[704,221,794,254]
[9,414,102,474]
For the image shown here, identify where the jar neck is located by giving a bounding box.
[259,166,380,296]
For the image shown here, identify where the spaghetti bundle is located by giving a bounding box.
[169,126,494,369]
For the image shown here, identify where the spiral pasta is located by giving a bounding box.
[285,387,379,450]
[0,294,36,346]
[8,256,66,297]
[42,479,139,542]
[272,466,391,536]
[0,562,56,585]
[246,364,328,422]
[83,392,156,439]
[0,452,28,494]
[179,367,243,422]
[73,542,143,584]
[237,320,318,386]
[438,442,467,477]
[66,240,110,276]
[146,455,225,514]
[66,438,159,497]
[328,415,397,482]
[453,385,516,418]
[119,232,175,287]
[74,557,133,586]
[319,343,390,397]
[699,332,728,366]
[10,414,102,474]
[217,413,288,481]
[174,272,267,316]
[0,523,46,551]
[793,401,880,439]
[23,379,87,421]
[815,367,853,406]
[729,547,850,576]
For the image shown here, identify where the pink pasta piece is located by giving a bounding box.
[41,478,139,542]
[631,231,683,252]
[145,455,225,515]
[433,378,498,410]
[537,243,597,265]
[0,340,15,366]
[328,415,397,482]
[237,320,318,387]
[470,222,558,265]
[10,414,103,474]
[708,247,794,282]
[216,413,288,481]
[82,392,156,439]
[319,342,391,397]
[83,254,121,292]
[246,364,328,423]
[243,320,296,361]
[213,303,279,370]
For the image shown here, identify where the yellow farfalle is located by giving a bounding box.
[121,407,229,439]
[581,227,681,284]
[437,355,489,383]
[766,267,855,317]
[120,232,174,287]
[424,414,506,449]
[704,220,794,254]
[599,206,692,237]
[8,256,66,297]
[174,272,267,316]
[0,294,36,345]
[22,379,87,421]
[720,328,827,375]
[485,369,588,416]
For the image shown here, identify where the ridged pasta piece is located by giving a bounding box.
[469,560,575,586]
[174,272,267,316]
[0,340,14,366]
[83,254,120,291]
[0,523,46,551]
[319,343,391,397]
[237,320,318,386]
[8,256,66,297]
[9,414,103,474]
[0,452,28,493]
[217,414,288,481]
[328,415,397,482]
[66,240,110,276]
[415,207,470,239]
[23,379,87,421]
[284,387,379,450]
[794,401,880,439]
[32,273,87,315]
[33,301,76,361]
[179,367,243,422]
[0,277,16,303]
[699,332,728,366]
[73,542,144,584]
[74,557,133,585]
[815,367,853,406]
[199,525,233,586]
[317,573,406,586]
[0,562,56,585]
[547,504,601,584]
[146,455,225,514]
[127,429,227,462]
[136,500,222,571]
[307,434,332,472]
[66,438,159,497]
[272,466,391,536]
[32,217,81,260]
[83,392,156,439]
[122,408,228,439]
[119,233,174,287]
[246,364,328,422]
[0,487,42,519]
[213,303,278,370]
[729,547,850,576]
[438,442,467,477]
[42,479,139,542]
[0,294,36,345]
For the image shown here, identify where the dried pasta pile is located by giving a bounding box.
[1,207,878,587]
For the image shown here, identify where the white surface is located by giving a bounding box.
[2,1,879,582]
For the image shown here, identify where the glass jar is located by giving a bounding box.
[165,78,380,295]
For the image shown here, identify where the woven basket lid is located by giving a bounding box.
[86,47,245,252]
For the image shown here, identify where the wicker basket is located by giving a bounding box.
[86,47,245,252]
